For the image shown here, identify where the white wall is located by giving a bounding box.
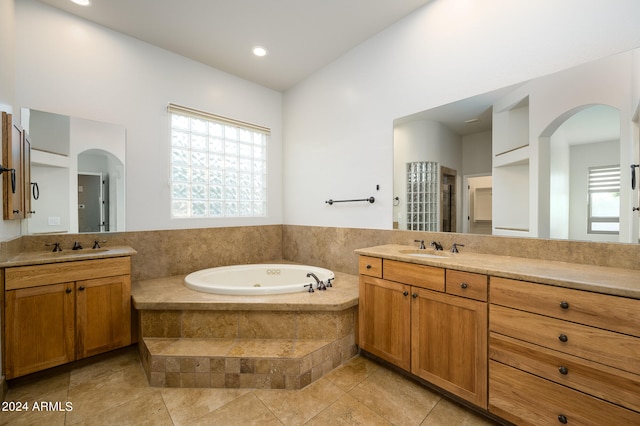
[283,0,640,228]
[393,120,462,230]
[0,0,21,242]
[14,0,283,232]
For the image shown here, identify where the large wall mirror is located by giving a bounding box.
[393,47,640,243]
[21,108,126,235]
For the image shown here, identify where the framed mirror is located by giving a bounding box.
[20,108,126,234]
[393,47,639,243]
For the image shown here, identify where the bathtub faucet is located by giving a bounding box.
[306,272,326,291]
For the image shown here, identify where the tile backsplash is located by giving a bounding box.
[5,224,640,282]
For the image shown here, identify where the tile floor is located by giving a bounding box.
[1,346,498,425]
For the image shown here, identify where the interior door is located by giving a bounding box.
[78,173,103,232]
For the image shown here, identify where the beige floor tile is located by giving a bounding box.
[0,404,67,426]
[421,398,499,426]
[160,387,251,426]
[306,393,392,425]
[68,390,172,426]
[349,367,441,425]
[254,377,345,425]
[69,347,141,389]
[65,361,155,424]
[5,368,70,402]
[324,355,380,391]
[189,392,282,425]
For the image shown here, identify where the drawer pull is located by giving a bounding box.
[412,293,418,298]
[65,288,72,294]
[559,301,570,309]
[366,264,372,269]
[403,291,409,297]
[460,283,468,289]
[79,286,86,291]
[558,334,568,343]
[558,366,568,375]
[558,414,568,424]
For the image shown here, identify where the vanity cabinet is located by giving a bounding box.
[489,277,640,425]
[3,257,132,379]
[358,256,488,408]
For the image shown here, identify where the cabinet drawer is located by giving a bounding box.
[490,333,640,413]
[383,259,444,291]
[5,257,131,290]
[489,360,640,426]
[446,270,487,301]
[490,304,640,375]
[491,276,640,337]
[358,256,382,278]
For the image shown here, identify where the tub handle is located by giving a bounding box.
[327,278,334,287]
[304,283,315,293]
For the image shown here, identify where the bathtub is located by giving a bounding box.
[184,263,335,295]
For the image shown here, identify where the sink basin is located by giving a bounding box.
[406,253,448,259]
[398,249,449,259]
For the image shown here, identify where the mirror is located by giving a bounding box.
[20,108,126,234]
[393,47,639,243]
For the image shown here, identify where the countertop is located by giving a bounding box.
[0,245,137,267]
[355,244,640,299]
[132,271,359,312]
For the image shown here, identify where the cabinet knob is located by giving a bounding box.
[460,283,468,289]
[558,366,568,375]
[65,288,72,294]
[412,293,418,298]
[366,264,372,269]
[560,301,569,309]
[403,291,409,297]
[558,334,568,343]
[558,414,568,424]
[78,286,86,291]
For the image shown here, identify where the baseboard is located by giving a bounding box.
[1,375,7,401]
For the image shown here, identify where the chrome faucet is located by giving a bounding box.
[414,239,426,249]
[430,241,443,251]
[451,243,465,253]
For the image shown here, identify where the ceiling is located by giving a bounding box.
[36,0,433,91]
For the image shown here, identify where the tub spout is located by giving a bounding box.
[306,272,326,291]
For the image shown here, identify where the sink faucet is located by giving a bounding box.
[451,243,465,253]
[430,241,443,251]
[46,242,62,252]
[72,241,83,250]
[414,239,426,249]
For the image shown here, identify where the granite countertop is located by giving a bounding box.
[355,244,640,299]
[132,271,359,312]
[0,245,137,267]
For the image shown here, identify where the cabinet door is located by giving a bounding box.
[2,112,25,219]
[4,283,75,379]
[411,288,488,408]
[76,275,131,359]
[359,275,411,370]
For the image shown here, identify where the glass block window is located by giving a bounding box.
[587,165,620,234]
[168,104,268,218]
[407,161,439,231]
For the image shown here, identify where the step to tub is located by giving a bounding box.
[139,337,354,389]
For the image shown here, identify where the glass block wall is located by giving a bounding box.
[407,161,439,231]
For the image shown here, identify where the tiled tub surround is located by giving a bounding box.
[132,271,359,389]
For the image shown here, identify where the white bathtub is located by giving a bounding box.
[184,264,335,295]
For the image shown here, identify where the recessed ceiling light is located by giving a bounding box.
[71,0,91,6]
[252,46,268,57]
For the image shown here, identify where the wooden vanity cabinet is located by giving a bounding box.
[3,257,132,379]
[358,257,488,408]
[488,277,640,424]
